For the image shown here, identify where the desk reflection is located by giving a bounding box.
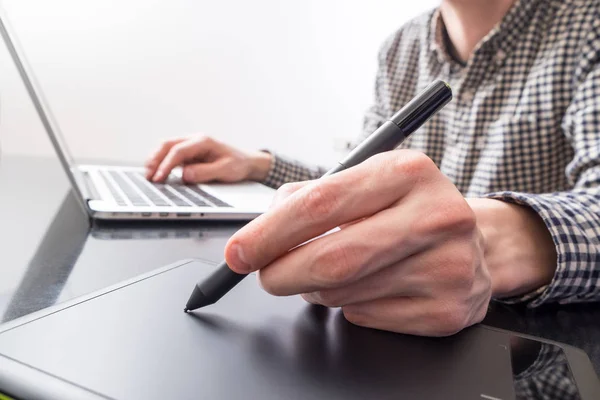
[485,302,600,377]
[1,191,88,322]
[1,190,242,324]
[511,336,581,399]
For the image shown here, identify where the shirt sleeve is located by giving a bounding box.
[486,53,600,307]
[261,152,327,189]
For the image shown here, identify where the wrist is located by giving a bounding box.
[247,151,273,182]
[466,198,557,299]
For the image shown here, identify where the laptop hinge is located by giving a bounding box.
[77,170,100,201]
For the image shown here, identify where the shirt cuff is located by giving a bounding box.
[483,190,599,308]
[260,151,326,189]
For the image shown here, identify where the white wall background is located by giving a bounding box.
[0,0,437,167]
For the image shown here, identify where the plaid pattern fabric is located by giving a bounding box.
[262,0,600,307]
[263,151,327,187]
[514,343,580,400]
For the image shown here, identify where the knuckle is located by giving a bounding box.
[448,200,477,232]
[416,199,477,237]
[195,135,215,147]
[403,150,437,171]
[433,304,470,336]
[312,242,359,287]
[389,150,436,177]
[449,250,477,286]
[300,182,339,222]
[450,203,477,234]
[192,135,218,149]
[434,244,479,293]
[169,142,188,157]
[367,150,437,188]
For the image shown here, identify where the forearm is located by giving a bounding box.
[467,198,557,300]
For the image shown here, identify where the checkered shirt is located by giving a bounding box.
[262,0,600,307]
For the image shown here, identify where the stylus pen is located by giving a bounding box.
[184,79,453,312]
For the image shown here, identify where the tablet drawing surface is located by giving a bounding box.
[0,260,517,400]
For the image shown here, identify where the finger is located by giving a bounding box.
[181,159,229,183]
[342,296,475,337]
[301,236,477,307]
[301,257,424,307]
[145,138,186,179]
[153,137,214,182]
[225,150,436,273]
[256,184,472,297]
[269,181,312,210]
[338,218,365,230]
[255,200,428,296]
[344,289,489,337]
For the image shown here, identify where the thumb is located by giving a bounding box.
[182,160,227,183]
[270,180,314,210]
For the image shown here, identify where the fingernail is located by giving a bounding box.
[228,243,251,273]
[153,171,163,182]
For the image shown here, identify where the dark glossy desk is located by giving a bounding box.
[1,155,599,377]
[0,155,243,322]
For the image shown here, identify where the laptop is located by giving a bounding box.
[0,5,276,221]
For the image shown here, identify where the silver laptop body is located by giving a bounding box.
[0,5,275,220]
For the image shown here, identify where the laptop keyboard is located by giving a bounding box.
[100,170,232,208]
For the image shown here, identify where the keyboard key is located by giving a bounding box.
[108,171,149,206]
[188,186,232,207]
[172,187,211,207]
[104,170,230,209]
[153,184,191,207]
[124,172,170,207]
[99,173,127,206]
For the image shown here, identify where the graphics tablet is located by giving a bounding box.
[0,259,598,400]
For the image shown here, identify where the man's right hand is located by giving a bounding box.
[145,135,272,184]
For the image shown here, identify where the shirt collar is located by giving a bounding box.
[428,8,450,64]
[428,0,543,66]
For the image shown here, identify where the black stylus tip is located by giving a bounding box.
[184,308,189,313]
[185,286,214,312]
